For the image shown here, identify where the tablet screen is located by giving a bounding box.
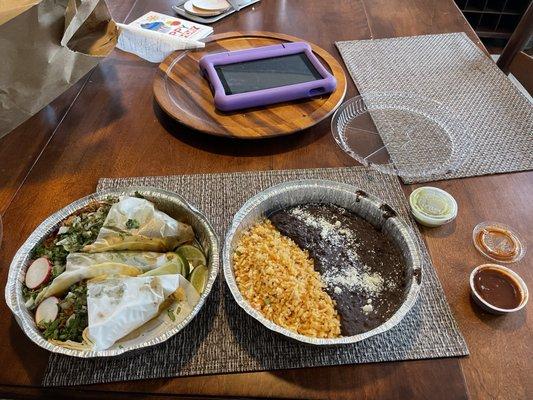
[214,52,323,95]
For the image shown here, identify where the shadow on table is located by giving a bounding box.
[153,100,328,157]
[468,296,527,331]
[420,219,458,238]
[9,318,50,384]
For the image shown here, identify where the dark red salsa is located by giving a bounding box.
[474,268,522,310]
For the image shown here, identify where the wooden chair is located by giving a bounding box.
[496,1,533,96]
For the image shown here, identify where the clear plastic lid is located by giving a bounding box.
[473,221,526,263]
[331,93,472,180]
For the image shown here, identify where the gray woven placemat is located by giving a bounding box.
[43,167,468,386]
[336,32,533,184]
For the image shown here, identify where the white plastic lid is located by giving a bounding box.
[331,93,472,180]
[409,186,457,227]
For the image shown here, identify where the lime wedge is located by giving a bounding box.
[176,252,190,278]
[177,245,207,269]
[189,265,208,294]
[141,258,184,277]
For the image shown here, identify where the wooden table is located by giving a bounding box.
[0,1,531,399]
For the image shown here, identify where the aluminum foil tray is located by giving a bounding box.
[223,179,422,345]
[5,187,219,358]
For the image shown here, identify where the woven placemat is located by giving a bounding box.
[336,32,533,184]
[43,167,468,386]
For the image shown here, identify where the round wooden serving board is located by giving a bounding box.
[153,31,347,139]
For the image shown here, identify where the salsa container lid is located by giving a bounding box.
[409,186,457,227]
[472,221,526,263]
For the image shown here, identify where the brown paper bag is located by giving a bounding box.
[0,0,118,139]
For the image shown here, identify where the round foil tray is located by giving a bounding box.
[223,180,423,345]
[5,187,219,358]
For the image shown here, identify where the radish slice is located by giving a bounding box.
[35,296,59,325]
[25,257,52,289]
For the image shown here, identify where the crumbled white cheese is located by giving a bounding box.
[324,267,384,295]
[362,304,374,314]
[290,207,352,246]
[289,205,388,299]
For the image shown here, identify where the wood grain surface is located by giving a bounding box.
[0,0,140,215]
[154,31,347,138]
[0,0,531,399]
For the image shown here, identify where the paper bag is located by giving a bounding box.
[0,0,118,139]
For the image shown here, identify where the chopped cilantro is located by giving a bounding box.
[51,264,65,279]
[125,219,140,229]
[41,283,88,342]
[25,200,115,309]
[22,286,41,308]
[31,200,114,268]
[32,244,68,267]
[41,319,60,339]
[23,199,122,343]
[167,308,176,322]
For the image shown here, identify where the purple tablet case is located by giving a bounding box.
[199,42,337,112]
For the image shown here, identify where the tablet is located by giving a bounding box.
[199,42,337,112]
